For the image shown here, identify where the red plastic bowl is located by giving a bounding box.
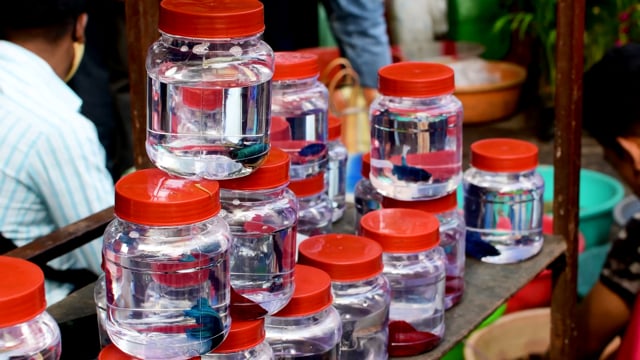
[505,215,586,313]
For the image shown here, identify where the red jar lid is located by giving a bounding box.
[287,172,325,197]
[181,87,223,111]
[273,265,333,317]
[270,116,292,141]
[273,52,320,81]
[361,153,371,179]
[0,256,46,327]
[114,168,221,226]
[328,114,342,141]
[360,209,440,253]
[382,190,457,214]
[218,148,290,191]
[470,138,539,172]
[378,62,454,98]
[298,234,384,281]
[213,318,265,353]
[159,0,264,38]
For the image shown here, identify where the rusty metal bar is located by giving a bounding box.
[551,0,584,358]
[125,0,159,170]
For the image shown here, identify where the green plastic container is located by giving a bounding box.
[537,165,624,248]
[441,303,507,360]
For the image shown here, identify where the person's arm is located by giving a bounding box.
[322,0,392,105]
[30,120,114,275]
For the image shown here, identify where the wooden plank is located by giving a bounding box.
[125,0,159,170]
[551,0,584,357]
[4,207,114,265]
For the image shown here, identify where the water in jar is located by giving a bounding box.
[439,219,466,309]
[296,192,333,237]
[370,106,462,201]
[0,312,61,360]
[270,341,339,360]
[147,55,272,180]
[464,175,544,264]
[326,140,347,222]
[103,226,231,359]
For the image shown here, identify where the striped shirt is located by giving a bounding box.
[0,41,115,304]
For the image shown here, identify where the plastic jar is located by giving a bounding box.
[271,52,329,180]
[270,116,292,142]
[326,115,348,223]
[102,168,232,359]
[146,0,274,180]
[360,209,446,357]
[287,173,332,236]
[218,148,297,317]
[0,256,61,360]
[94,273,110,348]
[297,234,390,359]
[370,62,463,201]
[382,191,466,309]
[354,153,382,234]
[208,318,273,359]
[99,344,201,360]
[265,265,342,359]
[463,138,544,264]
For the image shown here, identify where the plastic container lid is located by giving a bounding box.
[382,190,457,214]
[218,148,290,191]
[273,52,320,81]
[272,265,333,317]
[287,172,325,197]
[270,116,292,141]
[298,234,384,281]
[361,153,371,179]
[181,87,223,111]
[378,62,455,98]
[360,209,440,253]
[213,318,265,353]
[328,114,342,141]
[470,138,539,172]
[159,0,264,38]
[114,168,221,226]
[0,256,46,327]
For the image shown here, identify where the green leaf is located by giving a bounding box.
[519,14,534,39]
[493,14,515,33]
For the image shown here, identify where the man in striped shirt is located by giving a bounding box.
[0,0,115,305]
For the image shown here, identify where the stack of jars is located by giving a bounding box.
[354,61,466,356]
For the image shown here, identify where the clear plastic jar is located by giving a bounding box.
[382,191,465,309]
[326,115,348,223]
[102,168,232,359]
[207,318,274,359]
[463,138,544,264]
[265,265,342,359]
[360,209,446,357]
[94,273,111,348]
[0,256,61,360]
[354,153,382,234]
[287,173,332,236]
[271,52,329,180]
[370,62,463,201]
[146,0,274,179]
[298,234,390,359]
[218,148,297,317]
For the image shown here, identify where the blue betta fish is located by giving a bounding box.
[465,231,501,260]
[230,144,269,161]
[184,297,224,345]
[298,142,326,157]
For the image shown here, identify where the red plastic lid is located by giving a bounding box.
[273,52,320,81]
[151,253,211,287]
[298,234,384,281]
[218,148,289,190]
[270,116,292,141]
[287,173,325,197]
[378,62,454,98]
[360,209,440,252]
[213,318,265,353]
[0,256,46,327]
[114,168,221,226]
[328,114,342,141]
[159,0,264,38]
[470,138,539,172]
[181,87,223,111]
[361,153,371,179]
[382,190,457,214]
[273,265,333,317]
